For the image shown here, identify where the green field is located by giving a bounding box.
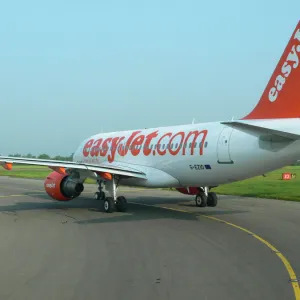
[0,165,97,184]
[0,165,300,201]
[213,166,300,201]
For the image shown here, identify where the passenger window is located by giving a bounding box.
[205,142,208,148]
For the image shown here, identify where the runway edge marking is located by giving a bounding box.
[130,202,300,300]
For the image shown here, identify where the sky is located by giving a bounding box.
[0,0,299,156]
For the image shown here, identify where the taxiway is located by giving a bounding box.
[0,177,299,300]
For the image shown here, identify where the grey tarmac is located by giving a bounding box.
[0,176,299,300]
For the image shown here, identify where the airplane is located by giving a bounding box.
[1,20,300,213]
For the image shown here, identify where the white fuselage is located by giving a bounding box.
[72,119,300,188]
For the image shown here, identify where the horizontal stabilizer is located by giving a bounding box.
[221,121,300,140]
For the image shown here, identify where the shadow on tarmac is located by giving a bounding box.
[0,192,248,224]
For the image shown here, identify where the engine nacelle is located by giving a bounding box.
[44,171,84,201]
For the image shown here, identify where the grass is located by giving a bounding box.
[0,165,97,183]
[1,165,300,201]
[0,166,51,179]
[213,166,300,201]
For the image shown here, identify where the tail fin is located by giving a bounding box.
[242,21,300,120]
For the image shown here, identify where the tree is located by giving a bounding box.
[23,153,36,158]
[38,154,50,159]
[8,153,22,157]
[7,152,74,161]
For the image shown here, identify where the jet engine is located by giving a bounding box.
[44,171,84,201]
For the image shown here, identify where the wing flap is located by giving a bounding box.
[0,156,147,179]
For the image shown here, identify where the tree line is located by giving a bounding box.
[7,153,74,161]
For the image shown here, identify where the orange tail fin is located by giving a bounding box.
[242,21,300,120]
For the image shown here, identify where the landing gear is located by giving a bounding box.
[94,191,105,200]
[207,192,218,207]
[195,187,218,207]
[96,176,128,213]
[103,197,115,213]
[116,196,127,212]
[195,191,207,207]
[95,180,106,200]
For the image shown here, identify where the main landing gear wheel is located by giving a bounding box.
[94,191,105,200]
[195,191,207,207]
[116,196,128,212]
[100,175,128,213]
[207,192,218,207]
[103,197,115,213]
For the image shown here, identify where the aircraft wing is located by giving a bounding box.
[0,156,147,179]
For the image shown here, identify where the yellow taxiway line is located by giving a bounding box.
[131,202,300,300]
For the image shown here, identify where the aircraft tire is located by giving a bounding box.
[103,197,115,213]
[116,196,128,212]
[195,192,207,207]
[207,192,218,207]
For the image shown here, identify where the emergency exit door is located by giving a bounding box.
[217,127,234,164]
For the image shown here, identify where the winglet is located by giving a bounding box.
[242,21,300,120]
